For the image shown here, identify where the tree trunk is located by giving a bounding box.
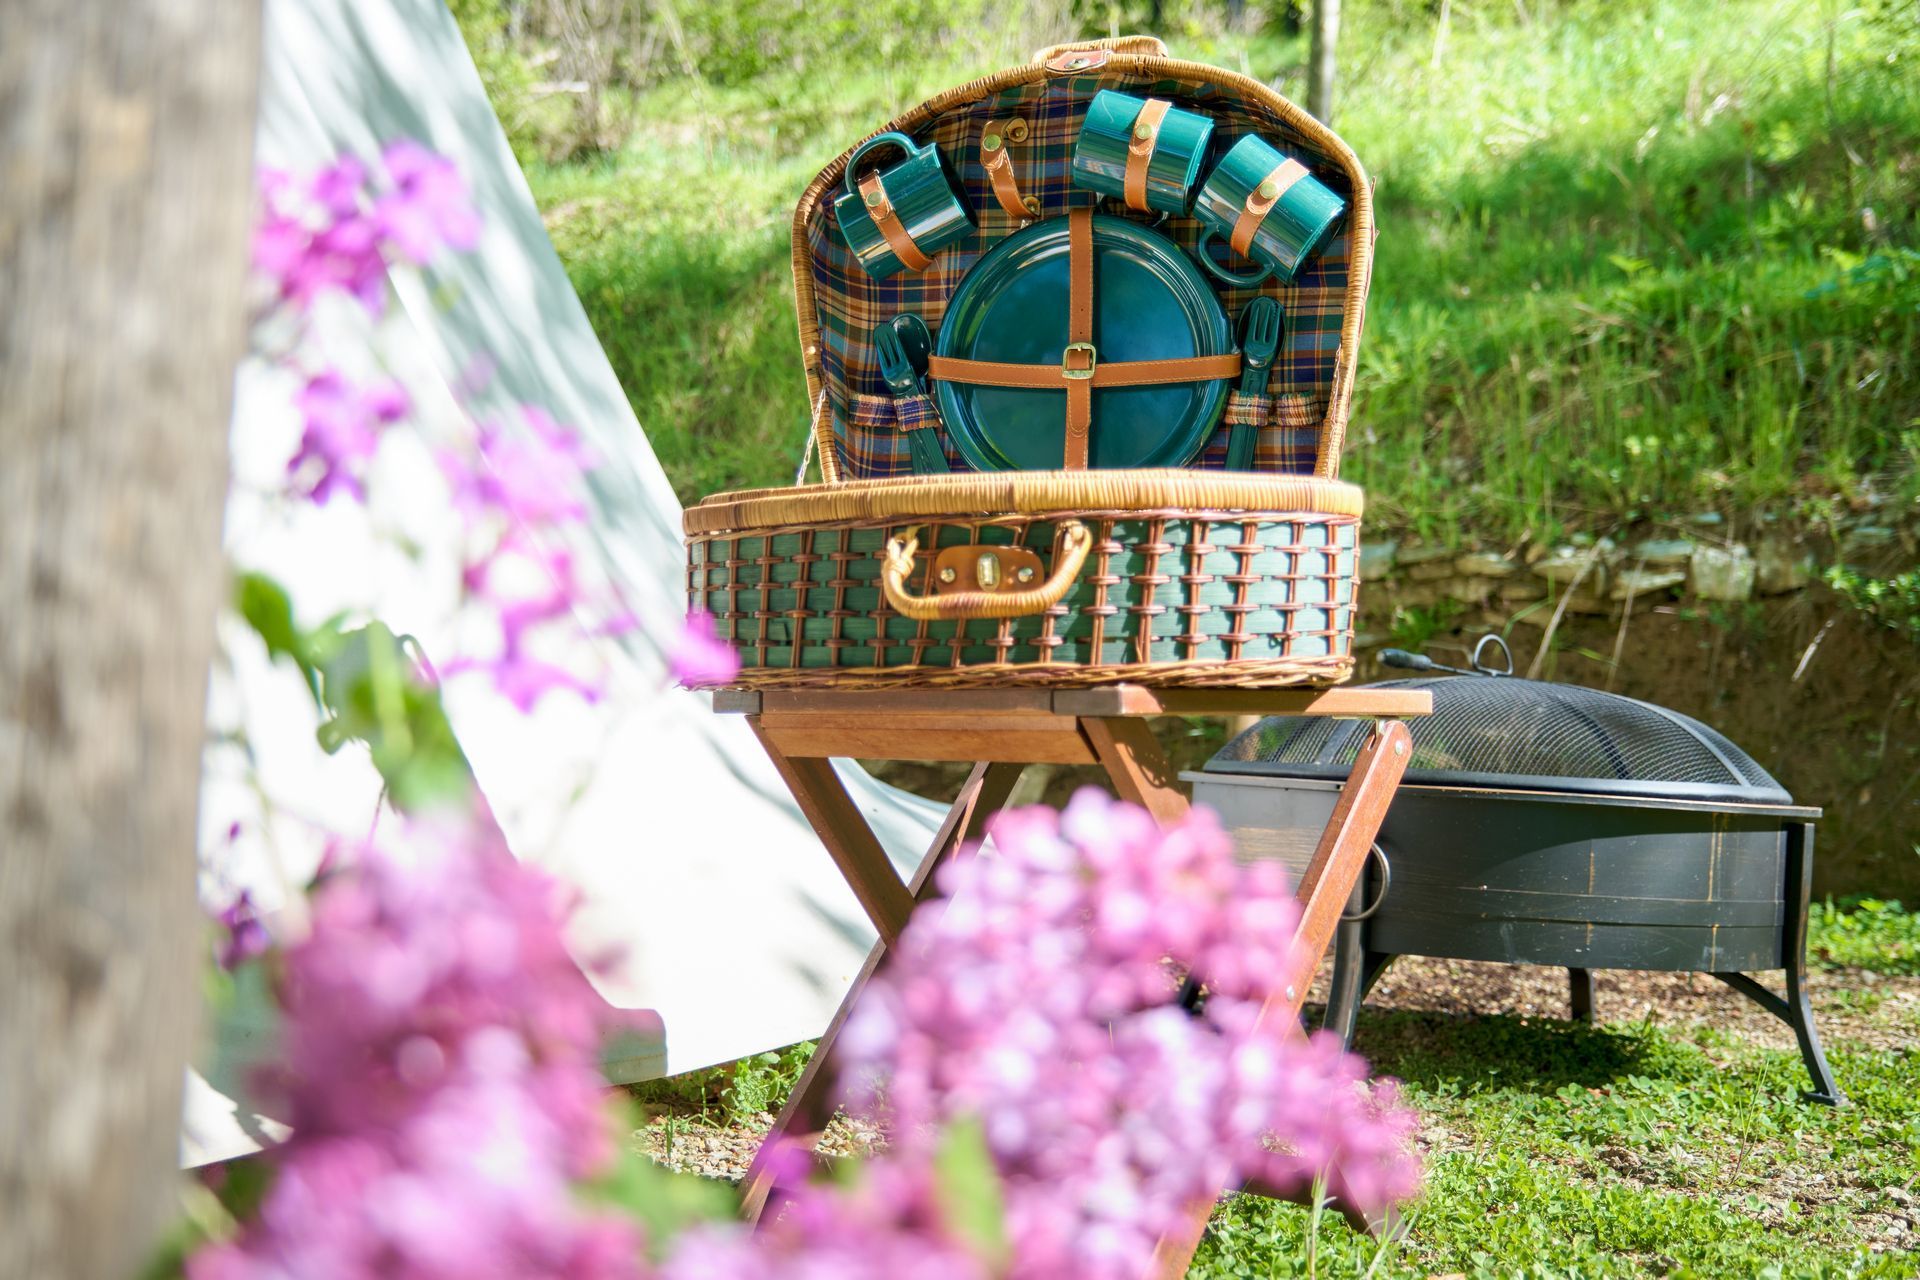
[1307,0,1340,124]
[0,2,259,1276]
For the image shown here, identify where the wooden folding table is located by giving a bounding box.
[711,682,1431,1274]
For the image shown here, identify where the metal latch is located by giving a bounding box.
[931,544,1044,595]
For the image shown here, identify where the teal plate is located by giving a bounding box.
[935,213,1232,472]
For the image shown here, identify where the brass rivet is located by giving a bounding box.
[978,553,1002,590]
[864,188,884,207]
[938,566,958,583]
[1066,56,1088,68]
[1394,739,1407,755]
[1022,195,1042,216]
[1133,120,1154,141]
[1006,119,1030,142]
[1016,566,1036,583]
[983,133,1002,152]
[1257,178,1281,199]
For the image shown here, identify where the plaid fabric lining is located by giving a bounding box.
[805,71,1361,481]
[1204,390,1321,472]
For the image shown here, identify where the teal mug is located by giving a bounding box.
[1071,90,1214,216]
[1192,134,1346,286]
[833,132,974,280]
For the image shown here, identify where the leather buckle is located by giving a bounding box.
[1061,342,1097,380]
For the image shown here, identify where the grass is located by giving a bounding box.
[1810,897,1920,974]
[473,0,1920,545]
[1196,1012,1918,1277]
[625,900,1920,1276]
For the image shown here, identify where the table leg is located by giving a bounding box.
[748,719,915,946]
[1148,720,1413,1278]
[1081,715,1190,827]
[740,760,1024,1223]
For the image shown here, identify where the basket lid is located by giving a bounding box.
[788,40,1375,486]
[935,214,1231,471]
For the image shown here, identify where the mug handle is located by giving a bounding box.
[842,132,922,201]
[1194,228,1274,288]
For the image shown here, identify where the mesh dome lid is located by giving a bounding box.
[1208,675,1792,805]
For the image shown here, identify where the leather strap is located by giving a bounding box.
[857,172,932,272]
[927,352,1243,388]
[981,120,1031,221]
[922,207,1241,469]
[1123,98,1171,212]
[1229,157,1310,257]
[1064,207,1094,468]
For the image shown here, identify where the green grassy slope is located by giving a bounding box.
[482,0,1919,543]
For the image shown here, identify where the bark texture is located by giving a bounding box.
[0,1,260,1274]
[1307,0,1341,124]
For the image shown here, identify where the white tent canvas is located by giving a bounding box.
[188,0,943,1164]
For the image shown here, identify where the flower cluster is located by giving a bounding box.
[193,816,646,1280]
[246,142,735,705]
[658,1161,990,1280]
[832,790,1422,1278]
[255,144,479,317]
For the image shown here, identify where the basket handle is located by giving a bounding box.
[882,522,1093,621]
[1033,34,1169,63]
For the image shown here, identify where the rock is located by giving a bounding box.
[1396,543,1454,567]
[1511,591,1613,623]
[1755,535,1813,594]
[1564,592,1621,616]
[1840,524,1899,558]
[1537,547,1609,594]
[1359,539,1399,579]
[1500,578,1549,603]
[1440,576,1497,605]
[1610,568,1687,601]
[1408,560,1459,582]
[1631,537,1694,567]
[1377,580,1454,610]
[1690,544,1756,601]
[1690,511,1724,526]
[1455,551,1518,577]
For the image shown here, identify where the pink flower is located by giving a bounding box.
[193,814,646,1280]
[449,537,609,711]
[377,141,482,264]
[215,890,271,970]
[667,612,739,687]
[833,791,1423,1278]
[286,371,409,503]
[443,406,598,531]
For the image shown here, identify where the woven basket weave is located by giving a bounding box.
[685,472,1361,689]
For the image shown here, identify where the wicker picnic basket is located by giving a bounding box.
[683,35,1374,690]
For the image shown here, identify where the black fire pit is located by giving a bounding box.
[1189,642,1842,1104]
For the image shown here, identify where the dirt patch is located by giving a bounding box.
[635,1109,882,1184]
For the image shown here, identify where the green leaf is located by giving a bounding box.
[234,571,319,697]
[587,1143,733,1261]
[932,1115,1010,1269]
[309,621,475,810]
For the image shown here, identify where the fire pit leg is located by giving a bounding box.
[1707,823,1842,1105]
[1782,821,1843,1106]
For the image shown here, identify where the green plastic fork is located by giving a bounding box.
[1227,296,1282,471]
